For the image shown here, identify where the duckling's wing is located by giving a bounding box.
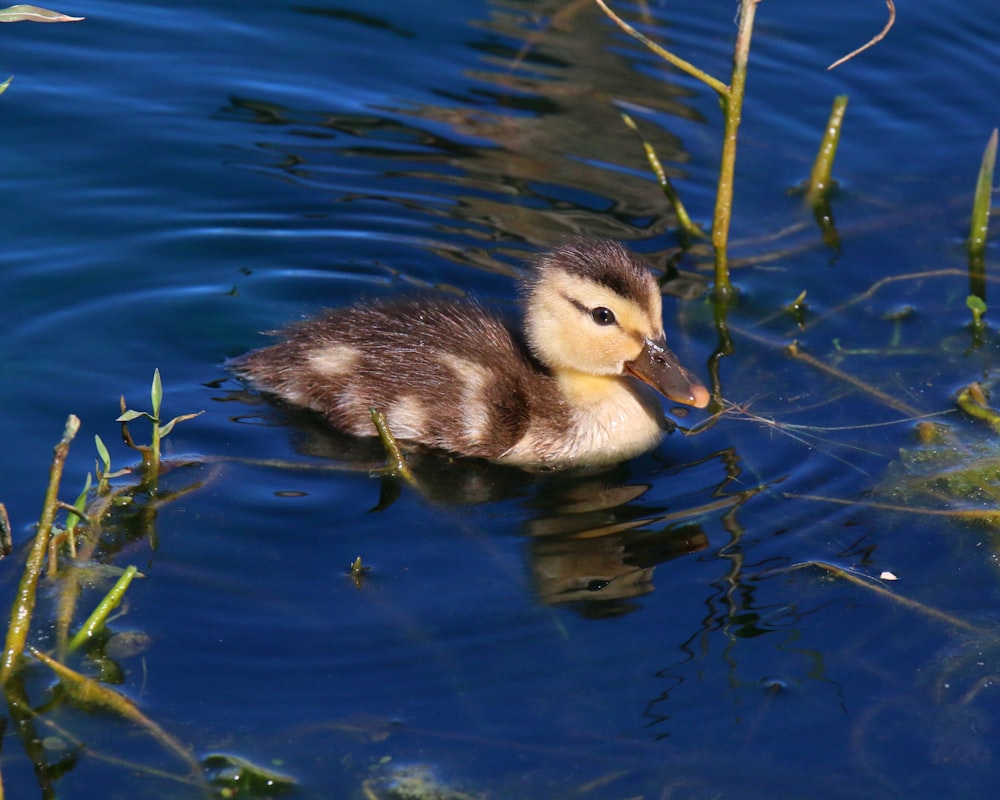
[233,297,546,460]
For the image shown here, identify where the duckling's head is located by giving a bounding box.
[522,239,710,409]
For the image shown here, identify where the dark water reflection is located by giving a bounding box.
[2,0,1000,797]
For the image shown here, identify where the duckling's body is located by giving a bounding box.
[233,239,709,468]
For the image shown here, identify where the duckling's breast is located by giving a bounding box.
[500,371,669,467]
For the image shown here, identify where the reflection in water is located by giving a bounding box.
[222,0,707,274]
[227,391,756,611]
[528,522,707,612]
[524,475,718,612]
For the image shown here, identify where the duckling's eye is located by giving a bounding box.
[590,307,616,326]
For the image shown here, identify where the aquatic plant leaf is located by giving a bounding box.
[0,5,84,21]
[158,410,204,438]
[970,129,997,256]
[967,295,988,329]
[116,409,153,423]
[66,472,91,533]
[202,753,296,796]
[967,295,987,315]
[94,434,111,472]
[29,647,199,772]
[150,368,162,419]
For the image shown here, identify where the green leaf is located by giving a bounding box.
[0,75,12,96]
[967,294,987,327]
[158,410,205,439]
[150,368,162,419]
[94,434,111,473]
[66,473,92,532]
[970,128,997,258]
[0,5,85,22]
[116,409,152,423]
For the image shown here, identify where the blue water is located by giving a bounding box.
[2,0,1000,797]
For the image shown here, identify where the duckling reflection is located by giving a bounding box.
[231,239,708,469]
[525,477,708,613]
[529,523,708,614]
[227,399,718,611]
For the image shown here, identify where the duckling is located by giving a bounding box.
[231,239,709,468]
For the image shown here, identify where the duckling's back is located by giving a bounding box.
[232,297,558,461]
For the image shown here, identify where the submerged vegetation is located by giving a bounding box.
[0,374,289,797]
[583,0,1000,777]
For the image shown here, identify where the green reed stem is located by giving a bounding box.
[806,95,849,205]
[593,0,764,303]
[370,409,417,486]
[1,415,80,684]
[711,0,760,303]
[67,565,139,653]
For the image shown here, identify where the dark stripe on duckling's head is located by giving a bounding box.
[533,239,654,308]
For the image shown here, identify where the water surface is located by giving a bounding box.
[2,1,1000,797]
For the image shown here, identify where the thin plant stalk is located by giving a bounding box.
[369,409,417,486]
[785,341,923,418]
[1,415,80,684]
[827,0,896,71]
[29,647,203,778]
[591,0,766,302]
[620,111,704,246]
[591,0,727,95]
[711,0,760,303]
[0,502,11,557]
[772,560,987,636]
[706,303,734,407]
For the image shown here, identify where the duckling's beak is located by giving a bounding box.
[625,336,710,409]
